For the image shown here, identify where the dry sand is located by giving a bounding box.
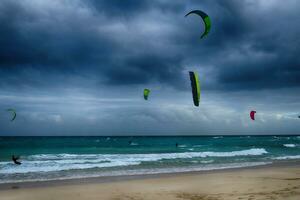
[1,164,300,200]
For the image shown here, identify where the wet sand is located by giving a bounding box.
[1,162,300,200]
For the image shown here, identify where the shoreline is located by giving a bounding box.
[1,160,300,200]
[1,159,300,190]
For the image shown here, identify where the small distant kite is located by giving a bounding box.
[12,155,21,165]
[185,10,211,39]
[250,111,256,120]
[189,71,200,106]
[6,108,16,121]
[144,89,150,100]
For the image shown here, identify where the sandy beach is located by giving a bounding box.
[1,162,300,200]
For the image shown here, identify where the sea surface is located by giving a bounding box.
[0,136,300,184]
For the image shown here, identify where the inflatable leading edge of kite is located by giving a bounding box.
[189,71,200,106]
[185,10,211,39]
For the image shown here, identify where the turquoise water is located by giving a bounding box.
[0,136,300,183]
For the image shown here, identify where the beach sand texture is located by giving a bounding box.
[1,165,300,200]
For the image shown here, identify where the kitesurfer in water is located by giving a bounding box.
[12,155,21,165]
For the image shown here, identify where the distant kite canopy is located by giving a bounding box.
[189,71,200,106]
[6,108,16,121]
[250,111,256,120]
[144,89,150,100]
[185,10,211,39]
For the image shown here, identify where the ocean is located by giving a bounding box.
[0,136,300,184]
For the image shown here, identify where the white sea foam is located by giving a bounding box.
[0,162,271,184]
[29,148,267,160]
[0,148,268,174]
[200,160,214,164]
[283,144,296,148]
[273,155,300,160]
[213,136,223,139]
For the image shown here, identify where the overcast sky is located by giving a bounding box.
[0,0,299,136]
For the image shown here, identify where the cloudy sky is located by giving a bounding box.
[0,0,299,136]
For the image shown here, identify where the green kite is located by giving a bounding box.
[144,89,150,100]
[189,72,200,106]
[185,10,211,39]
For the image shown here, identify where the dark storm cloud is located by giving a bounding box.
[88,0,184,17]
[212,1,300,90]
[104,53,184,86]
[88,0,150,17]
[0,0,299,91]
[0,0,187,90]
[0,1,98,66]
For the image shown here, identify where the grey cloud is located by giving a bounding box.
[0,0,299,90]
[0,0,300,135]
